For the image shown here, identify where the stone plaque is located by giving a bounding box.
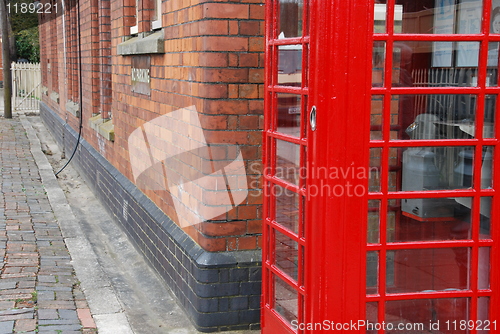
[131,56,151,95]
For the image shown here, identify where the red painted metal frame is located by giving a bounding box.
[262,1,311,332]
[264,0,498,333]
[304,0,373,327]
[368,1,499,333]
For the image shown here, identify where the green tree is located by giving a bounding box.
[9,0,38,35]
[15,25,39,62]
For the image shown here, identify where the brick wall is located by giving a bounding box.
[40,0,265,253]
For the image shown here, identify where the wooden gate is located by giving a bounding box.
[11,62,41,112]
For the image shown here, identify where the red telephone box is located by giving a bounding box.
[262,0,499,333]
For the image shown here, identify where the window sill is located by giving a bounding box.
[118,30,164,56]
[66,100,80,118]
[89,115,115,142]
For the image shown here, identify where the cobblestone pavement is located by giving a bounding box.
[0,116,97,334]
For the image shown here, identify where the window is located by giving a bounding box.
[152,0,162,30]
[130,0,138,35]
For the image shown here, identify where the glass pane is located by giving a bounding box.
[478,247,490,290]
[274,275,298,324]
[366,302,378,334]
[274,185,299,234]
[278,0,303,38]
[300,146,307,188]
[391,95,478,140]
[387,250,395,286]
[484,96,496,136]
[388,148,398,191]
[397,0,482,34]
[372,42,386,87]
[493,7,500,33]
[278,45,302,87]
[386,298,469,333]
[394,197,472,242]
[300,196,306,238]
[387,207,396,242]
[369,148,381,192]
[400,146,475,191]
[276,140,300,185]
[366,251,378,294]
[387,248,470,293]
[478,297,489,334]
[277,94,301,137]
[481,147,493,188]
[299,246,305,286]
[275,230,298,281]
[371,95,383,139]
[487,43,499,86]
[480,197,492,239]
[393,42,481,86]
[368,200,380,244]
[374,2,387,33]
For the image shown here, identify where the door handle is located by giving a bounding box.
[310,106,317,131]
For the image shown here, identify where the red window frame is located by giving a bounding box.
[368,1,499,332]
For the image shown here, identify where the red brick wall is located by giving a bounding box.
[40,0,265,252]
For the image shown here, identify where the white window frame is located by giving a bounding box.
[130,1,139,34]
[151,0,162,30]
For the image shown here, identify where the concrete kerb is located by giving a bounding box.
[19,114,135,334]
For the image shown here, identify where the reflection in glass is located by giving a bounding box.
[481,147,493,188]
[493,6,500,33]
[401,146,475,192]
[371,95,383,139]
[276,140,301,185]
[386,299,469,333]
[300,196,306,238]
[487,43,499,86]
[480,197,492,239]
[396,0,482,35]
[478,297,489,334]
[274,275,298,324]
[366,302,378,334]
[369,148,381,192]
[372,42,386,87]
[392,42,480,87]
[278,0,303,38]
[393,197,472,242]
[387,250,394,285]
[478,247,490,290]
[278,45,302,87]
[391,95,477,140]
[275,229,298,281]
[387,207,397,242]
[366,251,378,295]
[388,148,398,192]
[374,2,387,33]
[387,248,470,293]
[277,94,301,137]
[367,200,380,244]
[274,184,299,234]
[484,96,496,136]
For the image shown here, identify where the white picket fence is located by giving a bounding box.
[11,62,41,112]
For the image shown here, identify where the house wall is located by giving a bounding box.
[38,0,264,330]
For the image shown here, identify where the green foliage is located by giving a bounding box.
[15,26,40,62]
[9,0,39,35]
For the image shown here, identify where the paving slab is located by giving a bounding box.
[0,112,98,333]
